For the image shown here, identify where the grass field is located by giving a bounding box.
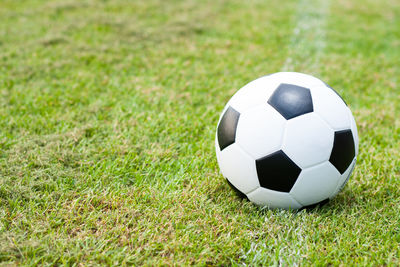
[1,0,399,265]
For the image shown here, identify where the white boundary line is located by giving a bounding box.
[282,0,330,73]
[279,1,330,265]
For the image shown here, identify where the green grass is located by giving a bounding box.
[0,0,399,265]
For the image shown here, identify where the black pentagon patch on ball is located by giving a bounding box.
[324,82,347,106]
[255,150,301,192]
[299,198,330,211]
[268,83,313,120]
[217,106,240,151]
[329,130,355,174]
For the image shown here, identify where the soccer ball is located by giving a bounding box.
[215,72,358,209]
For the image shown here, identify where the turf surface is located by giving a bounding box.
[0,0,399,265]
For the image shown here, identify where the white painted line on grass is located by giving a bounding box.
[279,1,331,265]
[282,0,330,73]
